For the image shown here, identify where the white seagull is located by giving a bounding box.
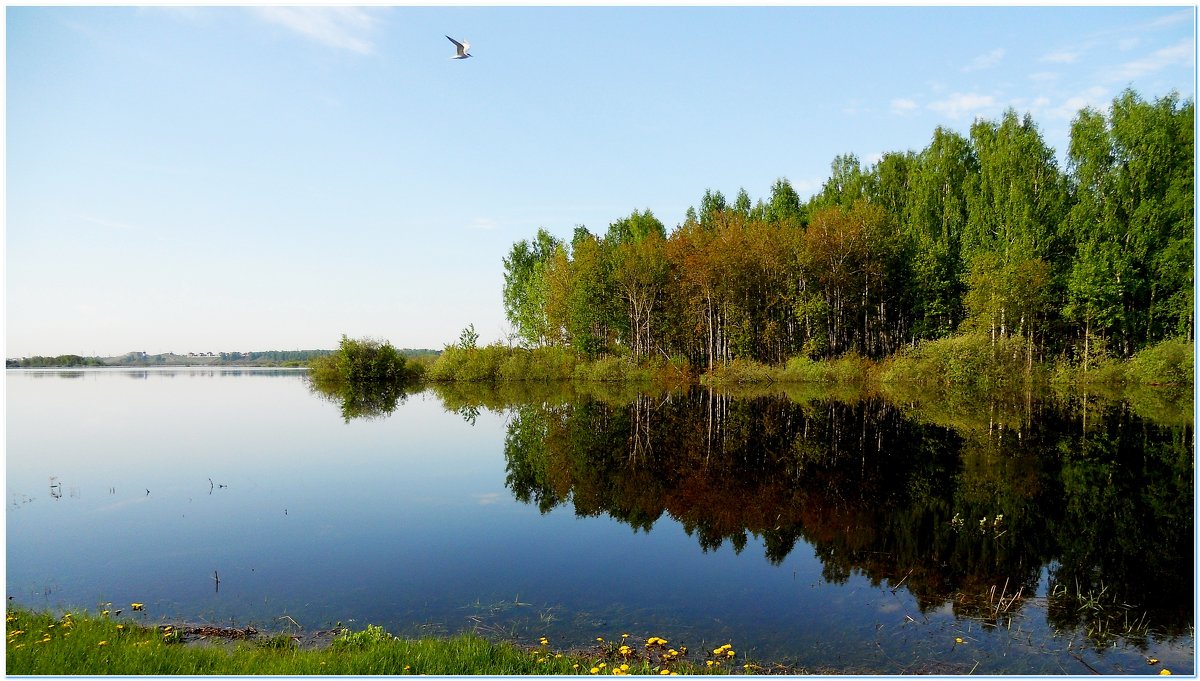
[446,35,472,59]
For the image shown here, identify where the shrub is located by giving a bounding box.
[1127,338,1194,385]
[575,356,631,382]
[309,335,410,384]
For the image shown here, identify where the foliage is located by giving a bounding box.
[496,88,1191,384]
[458,324,479,350]
[332,623,396,649]
[1126,337,1194,385]
[309,335,413,384]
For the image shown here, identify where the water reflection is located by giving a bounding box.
[429,383,1194,649]
[307,377,415,422]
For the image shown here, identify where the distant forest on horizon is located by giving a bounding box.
[502,88,1193,370]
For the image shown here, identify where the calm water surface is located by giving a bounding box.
[6,369,1194,674]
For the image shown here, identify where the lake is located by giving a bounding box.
[6,368,1194,674]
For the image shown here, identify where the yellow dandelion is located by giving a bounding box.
[131,603,144,611]
[706,661,715,667]
[954,637,964,644]
[1149,659,1161,665]
[597,637,605,642]
[599,662,607,669]
[98,640,109,647]
[713,647,723,655]
[1159,670,1172,676]
[590,667,600,675]
[726,650,735,658]
[622,633,630,638]
[101,610,110,617]
[555,653,563,659]
[660,670,671,676]
[573,664,581,670]
[620,664,630,671]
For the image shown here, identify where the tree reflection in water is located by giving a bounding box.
[307,376,412,422]
[431,383,1193,649]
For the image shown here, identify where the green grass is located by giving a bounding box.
[6,607,769,675]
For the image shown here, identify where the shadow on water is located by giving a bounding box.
[424,380,1194,654]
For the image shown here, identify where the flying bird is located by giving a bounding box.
[446,35,472,59]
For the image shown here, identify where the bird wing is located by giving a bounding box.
[446,35,466,54]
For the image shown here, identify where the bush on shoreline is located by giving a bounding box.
[309,335,422,385]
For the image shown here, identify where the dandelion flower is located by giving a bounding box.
[131,603,144,611]
[706,661,715,667]
[590,667,600,675]
[98,641,109,647]
[622,633,630,639]
[660,670,671,676]
[955,637,964,644]
[1160,670,1172,676]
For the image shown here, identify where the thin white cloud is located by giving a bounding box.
[1046,86,1110,121]
[1028,71,1059,83]
[927,93,997,120]
[890,98,918,115]
[1041,49,1082,64]
[841,98,869,116]
[1142,8,1193,30]
[1118,37,1140,52]
[1108,38,1194,81]
[76,214,138,232]
[789,177,825,199]
[255,7,379,54]
[471,218,499,231]
[962,48,1006,73]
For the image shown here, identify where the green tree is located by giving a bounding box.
[502,228,561,346]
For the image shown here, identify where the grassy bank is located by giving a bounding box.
[425,344,691,385]
[422,337,1191,390]
[6,607,784,675]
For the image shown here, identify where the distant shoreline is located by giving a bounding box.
[6,348,439,369]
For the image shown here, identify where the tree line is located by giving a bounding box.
[502,89,1193,373]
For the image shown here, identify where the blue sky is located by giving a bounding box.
[6,5,1195,357]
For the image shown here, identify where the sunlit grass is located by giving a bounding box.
[6,607,762,675]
